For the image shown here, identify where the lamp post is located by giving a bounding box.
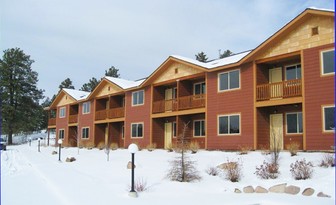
[58,139,63,161]
[128,143,139,198]
[29,137,31,146]
[38,138,41,152]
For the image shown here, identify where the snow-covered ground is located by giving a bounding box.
[1,140,335,205]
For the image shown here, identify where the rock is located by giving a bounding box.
[127,161,136,169]
[317,192,331,198]
[302,188,314,196]
[217,162,237,170]
[243,186,254,193]
[51,151,57,155]
[285,185,300,195]
[65,156,76,162]
[234,188,242,193]
[255,186,268,193]
[269,183,287,193]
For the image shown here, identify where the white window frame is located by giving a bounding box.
[59,107,66,118]
[82,102,90,114]
[131,122,144,138]
[132,90,145,106]
[218,69,240,92]
[193,119,205,137]
[322,105,335,133]
[285,64,301,80]
[82,127,90,139]
[193,82,206,95]
[286,112,303,134]
[321,49,335,76]
[218,113,241,135]
[59,129,65,139]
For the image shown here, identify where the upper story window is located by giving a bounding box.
[321,49,335,75]
[131,123,143,138]
[59,107,66,118]
[218,114,240,135]
[194,120,205,137]
[82,102,90,114]
[132,90,144,106]
[194,82,206,95]
[323,105,335,132]
[286,112,303,134]
[286,64,301,80]
[218,70,240,92]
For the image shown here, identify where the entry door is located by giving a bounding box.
[269,67,283,99]
[165,88,173,111]
[164,122,172,149]
[270,114,283,150]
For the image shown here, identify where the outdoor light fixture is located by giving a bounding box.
[58,139,63,161]
[128,143,139,198]
[38,138,41,152]
[29,137,32,146]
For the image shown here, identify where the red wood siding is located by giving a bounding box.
[206,63,254,150]
[124,86,151,148]
[78,100,95,146]
[303,43,335,150]
[56,105,69,146]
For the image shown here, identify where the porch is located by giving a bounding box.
[95,94,125,121]
[47,109,56,127]
[68,104,79,124]
[94,122,124,147]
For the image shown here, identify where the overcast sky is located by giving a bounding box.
[1,0,334,99]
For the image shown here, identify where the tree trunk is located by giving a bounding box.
[8,124,13,145]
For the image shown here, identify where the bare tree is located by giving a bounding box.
[270,128,282,166]
[166,122,201,182]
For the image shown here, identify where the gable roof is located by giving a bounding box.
[104,77,145,89]
[49,88,90,109]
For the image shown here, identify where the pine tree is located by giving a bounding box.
[195,52,208,62]
[0,48,44,144]
[219,49,233,59]
[105,66,120,78]
[81,77,100,92]
[59,78,75,90]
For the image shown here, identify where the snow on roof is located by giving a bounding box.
[171,50,251,69]
[104,77,145,89]
[307,7,335,12]
[62,88,90,101]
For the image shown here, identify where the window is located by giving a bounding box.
[218,114,240,135]
[323,106,335,132]
[59,107,66,118]
[286,64,301,80]
[82,102,90,114]
[194,120,205,137]
[173,122,177,137]
[321,49,335,75]
[131,123,143,138]
[82,127,89,139]
[286,112,303,134]
[218,70,240,91]
[132,90,144,106]
[59,129,65,139]
[194,82,206,95]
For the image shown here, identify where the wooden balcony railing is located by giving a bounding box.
[95,107,125,120]
[68,115,78,123]
[48,118,56,126]
[153,94,206,114]
[256,79,302,101]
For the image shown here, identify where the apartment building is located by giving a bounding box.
[46,8,334,151]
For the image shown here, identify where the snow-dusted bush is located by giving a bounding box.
[222,159,242,182]
[255,160,279,179]
[128,178,149,192]
[146,143,157,152]
[319,153,335,168]
[286,141,300,156]
[238,144,252,155]
[205,166,220,176]
[109,143,118,150]
[290,159,314,180]
[189,141,200,154]
[97,142,105,150]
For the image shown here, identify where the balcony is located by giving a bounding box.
[69,115,78,124]
[153,94,206,114]
[256,79,302,101]
[48,118,56,126]
[95,107,125,121]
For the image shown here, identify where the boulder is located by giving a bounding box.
[65,157,76,162]
[51,151,58,155]
[317,192,331,198]
[285,185,300,195]
[234,188,242,193]
[243,186,254,193]
[127,161,136,169]
[255,186,268,193]
[302,188,314,196]
[217,162,237,170]
[269,183,287,193]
